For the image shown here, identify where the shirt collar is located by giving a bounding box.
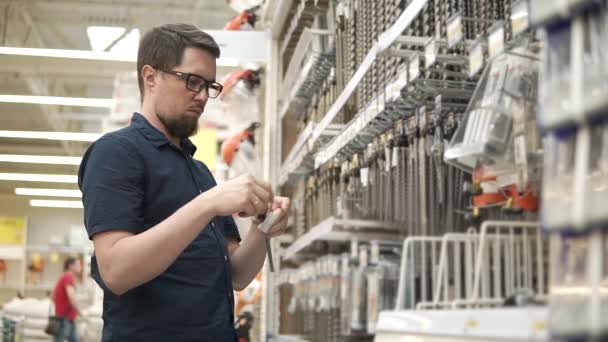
[131,112,198,157]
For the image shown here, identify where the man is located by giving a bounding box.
[78,23,290,341]
[53,257,82,342]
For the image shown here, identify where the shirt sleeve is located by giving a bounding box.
[223,215,241,242]
[62,273,75,287]
[78,135,145,239]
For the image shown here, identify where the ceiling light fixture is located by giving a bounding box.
[0,46,241,67]
[0,130,101,142]
[0,154,82,165]
[29,199,83,209]
[0,173,78,183]
[0,95,114,108]
[16,188,82,198]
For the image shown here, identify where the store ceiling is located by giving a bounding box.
[0,0,238,201]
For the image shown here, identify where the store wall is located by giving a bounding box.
[0,196,87,303]
[0,196,83,244]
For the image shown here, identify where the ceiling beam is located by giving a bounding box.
[9,4,79,156]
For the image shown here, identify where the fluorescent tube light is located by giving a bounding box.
[0,95,114,108]
[0,47,134,62]
[16,188,82,198]
[0,154,82,165]
[0,46,240,67]
[0,173,77,183]
[0,130,101,142]
[30,199,83,209]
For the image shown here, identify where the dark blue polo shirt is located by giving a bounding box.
[78,113,240,342]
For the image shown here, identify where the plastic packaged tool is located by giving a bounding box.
[549,232,608,339]
[541,132,578,231]
[581,8,608,119]
[366,241,400,335]
[339,253,352,336]
[445,44,540,180]
[584,124,608,229]
[539,20,575,131]
[549,233,590,339]
[350,245,369,333]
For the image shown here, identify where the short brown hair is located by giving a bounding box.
[137,23,221,100]
[64,257,78,271]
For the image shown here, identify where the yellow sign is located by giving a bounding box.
[0,216,26,245]
[191,128,218,171]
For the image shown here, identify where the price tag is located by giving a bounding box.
[409,54,420,82]
[419,106,427,128]
[447,13,463,49]
[489,23,505,58]
[398,66,408,87]
[393,81,402,100]
[384,147,391,172]
[425,38,437,68]
[360,167,369,187]
[435,94,442,116]
[511,0,529,36]
[392,147,398,168]
[469,41,484,77]
[385,83,393,101]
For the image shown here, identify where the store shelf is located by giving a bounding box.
[281,216,401,260]
[280,28,335,121]
[0,246,25,260]
[24,284,53,292]
[278,0,431,184]
[279,123,343,186]
[310,0,430,144]
[26,245,92,254]
[374,307,548,342]
[263,0,295,39]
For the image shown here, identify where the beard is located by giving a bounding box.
[156,111,199,139]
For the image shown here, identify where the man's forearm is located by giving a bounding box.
[96,192,217,295]
[230,226,267,290]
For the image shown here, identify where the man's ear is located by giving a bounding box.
[141,65,158,93]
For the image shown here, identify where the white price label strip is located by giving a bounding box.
[425,38,437,68]
[409,54,421,82]
[447,14,463,48]
[489,24,505,58]
[469,42,484,77]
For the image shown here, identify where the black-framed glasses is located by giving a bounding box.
[160,69,223,98]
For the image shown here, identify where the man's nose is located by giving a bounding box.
[194,87,209,102]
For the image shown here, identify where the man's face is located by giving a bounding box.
[154,47,217,139]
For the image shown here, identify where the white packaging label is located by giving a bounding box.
[360,168,369,187]
[489,24,505,58]
[469,42,484,77]
[514,135,527,166]
[392,147,399,168]
[409,54,421,82]
[447,14,463,48]
[425,38,437,68]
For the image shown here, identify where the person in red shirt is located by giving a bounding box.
[53,257,82,342]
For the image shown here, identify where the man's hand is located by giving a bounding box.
[207,174,274,218]
[261,196,291,238]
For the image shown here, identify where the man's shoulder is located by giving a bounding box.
[84,126,142,161]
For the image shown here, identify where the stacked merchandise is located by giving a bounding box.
[279,241,400,341]
[532,0,608,340]
[2,297,53,342]
[271,0,585,340]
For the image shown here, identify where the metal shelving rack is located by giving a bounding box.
[258,0,577,341]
